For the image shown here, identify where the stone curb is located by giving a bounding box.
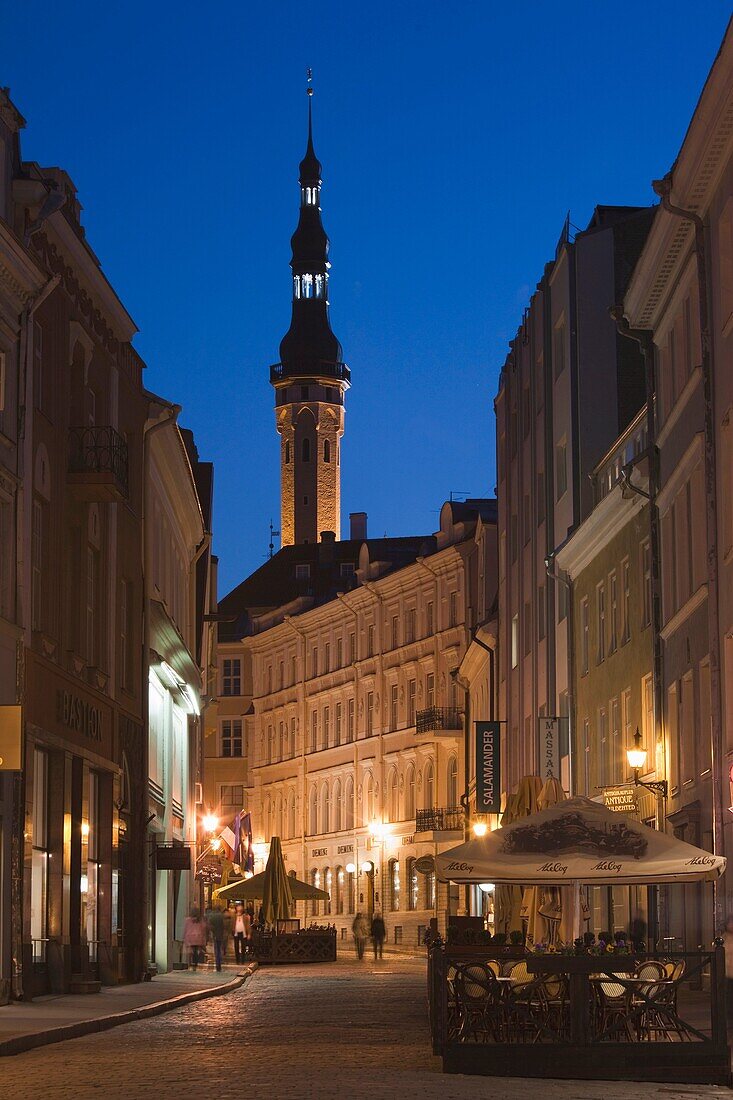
[0,963,258,1058]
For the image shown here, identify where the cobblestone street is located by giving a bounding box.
[1,954,730,1099]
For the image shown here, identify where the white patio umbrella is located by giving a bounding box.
[437,795,725,940]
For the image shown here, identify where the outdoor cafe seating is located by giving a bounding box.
[429,793,731,1085]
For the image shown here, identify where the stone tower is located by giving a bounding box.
[271,78,349,546]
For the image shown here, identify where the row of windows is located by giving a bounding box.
[579,542,651,674]
[293,273,326,299]
[258,671,456,764]
[506,320,566,460]
[306,861,437,918]
[284,438,334,464]
[579,676,653,793]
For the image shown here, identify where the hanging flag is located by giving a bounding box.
[242,812,254,872]
[233,812,242,866]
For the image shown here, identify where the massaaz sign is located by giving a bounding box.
[475,721,501,815]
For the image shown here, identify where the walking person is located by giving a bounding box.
[232,901,251,964]
[371,910,386,960]
[352,911,368,960]
[723,915,733,1018]
[206,902,231,971]
[182,907,207,971]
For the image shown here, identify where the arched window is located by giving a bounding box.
[347,867,356,914]
[309,786,318,836]
[288,791,296,839]
[310,868,320,917]
[321,782,330,834]
[389,858,400,911]
[404,765,415,820]
[407,857,418,911]
[344,776,354,831]
[264,797,271,840]
[324,867,332,915]
[447,755,458,809]
[425,869,436,911]
[388,768,399,823]
[302,437,310,462]
[323,439,331,463]
[335,865,344,914]
[332,779,342,832]
[424,760,435,810]
[364,772,374,825]
[285,441,291,464]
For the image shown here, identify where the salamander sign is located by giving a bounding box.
[475,721,501,814]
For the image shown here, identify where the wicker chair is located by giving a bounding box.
[594,979,635,1041]
[454,963,503,1043]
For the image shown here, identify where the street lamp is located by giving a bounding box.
[472,821,488,838]
[201,812,218,835]
[627,727,668,798]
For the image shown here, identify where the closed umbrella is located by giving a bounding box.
[522,777,568,947]
[495,779,542,935]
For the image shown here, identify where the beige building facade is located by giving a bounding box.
[622,21,733,940]
[217,501,497,946]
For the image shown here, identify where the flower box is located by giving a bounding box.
[527,954,636,975]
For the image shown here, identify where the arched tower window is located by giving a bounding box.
[302,437,310,462]
[323,439,330,463]
[404,765,415,821]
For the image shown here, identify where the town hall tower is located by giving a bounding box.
[271,78,349,546]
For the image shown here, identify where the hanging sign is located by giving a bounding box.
[603,788,638,816]
[537,717,561,780]
[475,721,501,814]
[155,845,192,871]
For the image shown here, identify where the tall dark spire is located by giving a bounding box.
[277,72,344,377]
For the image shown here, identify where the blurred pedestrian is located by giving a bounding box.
[233,901,252,964]
[206,902,231,971]
[370,911,386,960]
[182,907,207,971]
[352,912,368,960]
[629,909,647,951]
[723,915,733,1016]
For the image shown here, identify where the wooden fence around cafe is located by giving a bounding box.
[427,943,731,1086]
[253,928,337,965]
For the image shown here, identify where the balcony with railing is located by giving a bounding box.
[416,807,463,834]
[416,706,462,736]
[68,425,129,502]
[592,407,649,506]
[270,361,351,385]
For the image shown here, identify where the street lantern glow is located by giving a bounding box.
[345,862,356,874]
[479,882,494,893]
[472,821,488,837]
[210,836,222,852]
[202,812,218,834]
[361,860,373,873]
[627,728,647,772]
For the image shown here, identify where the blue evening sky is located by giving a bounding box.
[4,2,730,594]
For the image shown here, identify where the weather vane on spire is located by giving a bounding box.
[307,67,313,97]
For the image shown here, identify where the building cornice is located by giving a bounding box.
[0,220,47,311]
[625,23,733,329]
[32,215,137,347]
[555,485,647,579]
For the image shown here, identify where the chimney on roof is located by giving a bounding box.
[349,512,367,541]
[319,530,336,564]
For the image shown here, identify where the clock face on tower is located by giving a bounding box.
[271,80,350,548]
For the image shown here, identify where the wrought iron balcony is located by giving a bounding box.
[270,360,351,385]
[68,426,129,501]
[416,706,462,735]
[416,807,464,834]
